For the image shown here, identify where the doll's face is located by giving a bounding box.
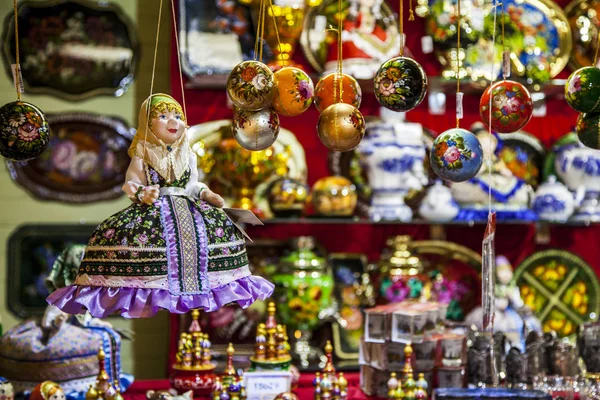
[496,265,513,285]
[151,109,185,145]
[48,389,65,400]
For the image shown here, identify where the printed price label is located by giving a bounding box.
[456,92,464,120]
[421,36,434,54]
[11,64,24,94]
[502,50,511,78]
[244,371,292,400]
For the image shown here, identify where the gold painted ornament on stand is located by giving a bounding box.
[233,107,280,151]
[272,67,314,116]
[317,103,365,152]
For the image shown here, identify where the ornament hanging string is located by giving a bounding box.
[267,0,284,67]
[12,0,21,101]
[171,0,188,122]
[409,0,415,20]
[399,0,404,56]
[332,0,344,105]
[455,0,461,128]
[594,28,600,66]
[142,0,165,165]
[501,0,507,80]
[488,1,499,212]
[254,0,267,62]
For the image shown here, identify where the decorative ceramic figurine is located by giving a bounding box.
[0,245,132,398]
[465,255,541,351]
[29,382,65,400]
[374,58,427,112]
[480,80,533,134]
[565,67,600,113]
[47,94,273,318]
[552,133,600,221]
[272,67,314,117]
[419,181,459,222]
[357,109,428,221]
[248,302,293,372]
[227,61,275,111]
[314,73,362,113]
[0,101,50,161]
[430,128,483,182]
[0,377,13,400]
[576,112,600,149]
[311,176,357,217]
[531,176,581,222]
[232,107,280,151]
[451,127,535,221]
[317,103,365,152]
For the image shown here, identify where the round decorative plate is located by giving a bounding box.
[300,0,400,79]
[420,0,571,81]
[514,249,600,337]
[565,0,600,70]
[496,131,546,188]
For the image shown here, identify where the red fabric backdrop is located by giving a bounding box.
[165,0,599,376]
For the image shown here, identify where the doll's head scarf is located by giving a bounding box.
[128,94,190,183]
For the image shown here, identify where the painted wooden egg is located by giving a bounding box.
[226,60,275,111]
[430,128,483,182]
[479,80,533,134]
[314,73,362,113]
[272,67,314,117]
[317,103,365,152]
[576,112,600,149]
[232,107,280,151]
[565,67,600,113]
[374,56,428,112]
[0,101,50,161]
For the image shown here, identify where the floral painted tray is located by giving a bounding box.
[514,249,600,337]
[1,0,139,100]
[6,112,134,203]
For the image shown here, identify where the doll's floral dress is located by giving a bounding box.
[48,164,273,318]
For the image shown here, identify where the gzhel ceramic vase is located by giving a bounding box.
[531,176,582,222]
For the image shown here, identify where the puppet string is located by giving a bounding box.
[13,0,21,101]
[259,0,267,62]
[254,0,266,61]
[142,0,164,165]
[171,0,187,121]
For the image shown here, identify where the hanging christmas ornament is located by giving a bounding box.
[317,103,365,152]
[373,0,427,112]
[314,72,362,113]
[374,57,427,112]
[233,107,280,151]
[565,67,600,113]
[0,0,50,161]
[0,101,50,161]
[430,128,483,182]
[227,60,275,111]
[576,112,600,149]
[479,80,533,134]
[272,67,314,117]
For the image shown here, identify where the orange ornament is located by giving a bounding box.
[314,73,362,113]
[317,103,365,152]
[272,67,314,117]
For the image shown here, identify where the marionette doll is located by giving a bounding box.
[48,94,273,318]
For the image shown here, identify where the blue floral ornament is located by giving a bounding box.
[430,128,483,182]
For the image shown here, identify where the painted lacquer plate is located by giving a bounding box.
[565,0,600,69]
[1,0,139,100]
[6,112,134,203]
[497,131,546,189]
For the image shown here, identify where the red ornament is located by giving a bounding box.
[479,80,533,134]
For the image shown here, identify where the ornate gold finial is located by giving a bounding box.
[223,342,237,384]
[189,309,202,341]
[338,372,347,391]
[403,344,414,377]
[322,340,335,378]
[403,344,416,398]
[266,302,277,330]
[254,323,267,360]
[86,349,117,400]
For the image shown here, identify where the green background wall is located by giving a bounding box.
[0,0,174,379]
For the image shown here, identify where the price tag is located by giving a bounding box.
[244,371,292,400]
[421,36,434,54]
[456,92,464,120]
[11,64,24,94]
[502,50,511,78]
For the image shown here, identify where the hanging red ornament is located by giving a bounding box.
[313,73,362,113]
[479,80,533,134]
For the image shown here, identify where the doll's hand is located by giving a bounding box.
[141,185,160,205]
[201,188,225,208]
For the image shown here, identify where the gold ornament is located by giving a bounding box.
[233,108,280,151]
[317,103,365,152]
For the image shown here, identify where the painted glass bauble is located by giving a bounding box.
[317,103,365,152]
[479,80,533,134]
[226,61,275,111]
[430,128,483,182]
[576,112,600,149]
[373,56,428,112]
[0,101,50,161]
[314,72,362,113]
[272,67,314,117]
[232,107,280,151]
[565,67,600,113]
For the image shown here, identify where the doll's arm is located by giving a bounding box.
[186,152,224,207]
[122,156,159,205]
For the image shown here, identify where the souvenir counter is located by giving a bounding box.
[2,0,600,398]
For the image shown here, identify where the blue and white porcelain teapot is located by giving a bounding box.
[531,176,582,222]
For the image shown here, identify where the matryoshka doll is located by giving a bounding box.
[0,378,13,400]
[29,382,64,400]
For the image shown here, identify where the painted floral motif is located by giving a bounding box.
[498,145,540,185]
[271,68,314,116]
[348,108,365,132]
[480,81,533,133]
[0,101,50,161]
[374,57,427,112]
[576,113,600,149]
[430,128,483,182]
[227,61,275,111]
[565,67,600,114]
